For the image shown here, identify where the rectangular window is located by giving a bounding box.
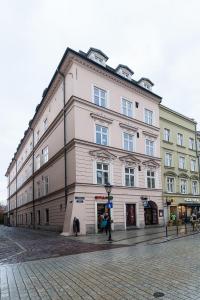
[189,138,195,150]
[43,176,49,195]
[43,118,48,132]
[42,146,49,164]
[122,98,133,117]
[96,163,109,185]
[145,139,154,156]
[192,181,198,195]
[179,156,185,169]
[144,109,153,125]
[123,133,134,151]
[37,182,41,198]
[177,133,183,146]
[37,210,41,225]
[36,130,40,142]
[45,208,49,224]
[93,86,107,107]
[125,167,134,187]
[165,153,172,167]
[96,125,108,145]
[147,170,155,188]
[30,212,33,225]
[36,155,40,170]
[163,128,170,142]
[180,179,187,194]
[167,177,175,193]
[191,159,196,171]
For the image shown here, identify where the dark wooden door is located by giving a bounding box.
[126,204,136,226]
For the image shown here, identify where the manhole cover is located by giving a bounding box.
[153,292,165,298]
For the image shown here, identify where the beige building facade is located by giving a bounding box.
[6,47,164,234]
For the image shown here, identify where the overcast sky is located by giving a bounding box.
[1,0,200,204]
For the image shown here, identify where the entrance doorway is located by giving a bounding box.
[97,203,108,233]
[126,204,136,227]
[144,201,158,225]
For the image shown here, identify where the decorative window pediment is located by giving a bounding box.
[142,159,160,169]
[179,173,189,179]
[164,171,177,177]
[119,123,138,132]
[190,175,199,180]
[142,131,158,139]
[119,154,141,166]
[89,149,117,161]
[90,113,113,124]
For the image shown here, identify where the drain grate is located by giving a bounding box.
[153,292,165,298]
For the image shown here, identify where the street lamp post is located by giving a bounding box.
[104,182,113,241]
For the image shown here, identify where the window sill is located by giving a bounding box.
[177,144,186,148]
[178,168,188,172]
[163,140,173,145]
[164,166,174,169]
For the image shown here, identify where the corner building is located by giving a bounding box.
[6,47,163,234]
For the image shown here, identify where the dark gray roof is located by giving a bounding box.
[115,64,134,75]
[138,77,154,86]
[86,47,109,60]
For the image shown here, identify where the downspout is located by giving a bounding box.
[8,174,10,225]
[14,158,17,226]
[30,128,35,229]
[56,69,68,209]
[194,124,200,197]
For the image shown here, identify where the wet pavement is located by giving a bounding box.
[0,226,125,265]
[1,232,200,299]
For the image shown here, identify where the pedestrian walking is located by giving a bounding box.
[73,217,80,236]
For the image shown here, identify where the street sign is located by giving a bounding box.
[75,197,85,203]
[106,202,113,209]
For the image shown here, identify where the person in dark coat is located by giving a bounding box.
[73,217,80,236]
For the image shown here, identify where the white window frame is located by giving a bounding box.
[93,86,107,108]
[96,125,108,146]
[144,109,153,125]
[123,132,134,152]
[145,139,154,156]
[191,159,196,171]
[167,177,175,193]
[180,179,187,194]
[163,128,170,142]
[35,154,40,171]
[165,153,172,167]
[124,167,135,187]
[43,176,49,196]
[179,156,185,169]
[177,133,183,146]
[96,162,109,185]
[192,181,198,195]
[42,146,49,164]
[189,138,195,150]
[146,169,156,189]
[121,98,133,117]
[43,118,48,132]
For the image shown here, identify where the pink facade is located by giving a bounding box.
[6,47,163,234]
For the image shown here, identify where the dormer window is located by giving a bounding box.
[138,78,154,91]
[116,64,134,80]
[87,47,108,66]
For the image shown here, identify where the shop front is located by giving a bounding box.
[168,198,200,223]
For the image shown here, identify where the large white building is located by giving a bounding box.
[6,47,163,234]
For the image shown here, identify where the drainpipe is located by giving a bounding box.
[14,158,17,226]
[30,128,35,229]
[8,174,10,225]
[194,123,200,197]
[56,69,68,209]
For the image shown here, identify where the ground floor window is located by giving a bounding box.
[30,212,33,225]
[45,208,49,224]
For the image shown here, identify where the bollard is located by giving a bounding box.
[176,225,178,236]
[185,222,187,234]
[165,225,168,238]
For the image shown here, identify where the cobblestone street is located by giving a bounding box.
[1,226,200,299]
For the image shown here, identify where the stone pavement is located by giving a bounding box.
[1,234,200,299]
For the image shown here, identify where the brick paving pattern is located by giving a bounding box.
[1,228,200,299]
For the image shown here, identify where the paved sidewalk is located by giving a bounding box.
[1,234,200,300]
